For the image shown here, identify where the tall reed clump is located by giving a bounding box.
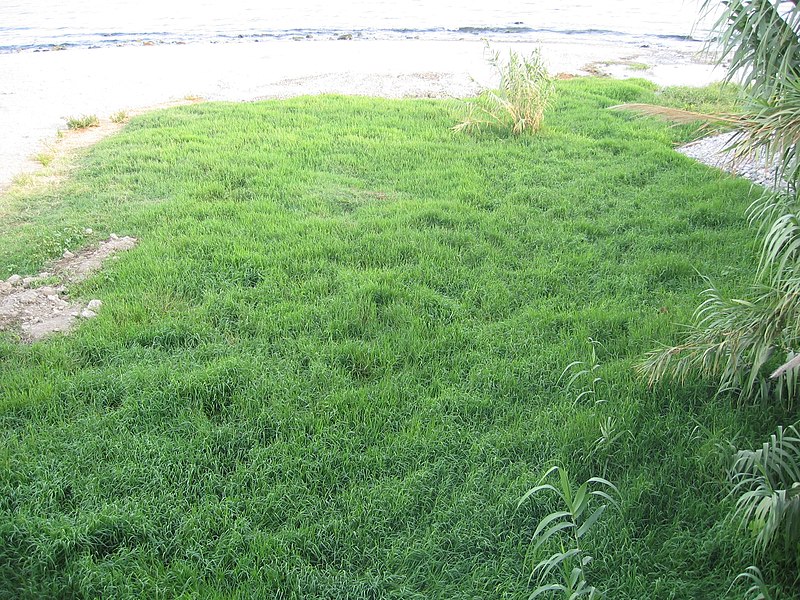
[454,44,555,135]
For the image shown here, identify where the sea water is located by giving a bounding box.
[0,0,713,53]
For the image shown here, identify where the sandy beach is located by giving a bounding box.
[0,39,724,189]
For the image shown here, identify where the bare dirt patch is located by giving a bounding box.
[0,234,137,342]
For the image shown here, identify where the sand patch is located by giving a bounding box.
[0,234,137,342]
[256,72,481,99]
[2,98,204,196]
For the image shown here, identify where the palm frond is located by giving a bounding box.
[639,276,800,404]
[728,425,800,553]
[702,0,800,98]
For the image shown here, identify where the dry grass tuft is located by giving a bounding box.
[65,114,100,130]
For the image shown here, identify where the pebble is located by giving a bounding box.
[47,294,58,302]
[109,233,119,240]
[22,276,36,287]
[62,249,75,259]
[87,299,103,311]
[81,309,97,319]
[84,228,93,234]
[8,274,22,285]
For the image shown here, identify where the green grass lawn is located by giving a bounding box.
[0,78,795,599]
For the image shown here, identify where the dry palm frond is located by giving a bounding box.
[608,103,739,125]
[770,351,800,379]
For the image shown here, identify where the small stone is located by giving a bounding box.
[110,233,119,240]
[81,309,97,319]
[70,312,79,317]
[87,299,103,311]
[84,228,93,234]
[8,274,22,285]
[47,294,58,302]
[22,277,36,287]
[62,249,75,259]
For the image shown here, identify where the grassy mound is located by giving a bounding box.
[0,79,791,598]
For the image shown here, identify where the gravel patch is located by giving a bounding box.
[678,131,791,193]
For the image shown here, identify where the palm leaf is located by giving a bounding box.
[703,0,800,98]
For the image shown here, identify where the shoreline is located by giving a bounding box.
[2,28,708,56]
[0,39,725,191]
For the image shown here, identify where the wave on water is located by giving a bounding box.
[455,26,701,42]
[0,25,705,55]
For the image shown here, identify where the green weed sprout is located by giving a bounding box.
[519,466,619,599]
[730,566,776,600]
